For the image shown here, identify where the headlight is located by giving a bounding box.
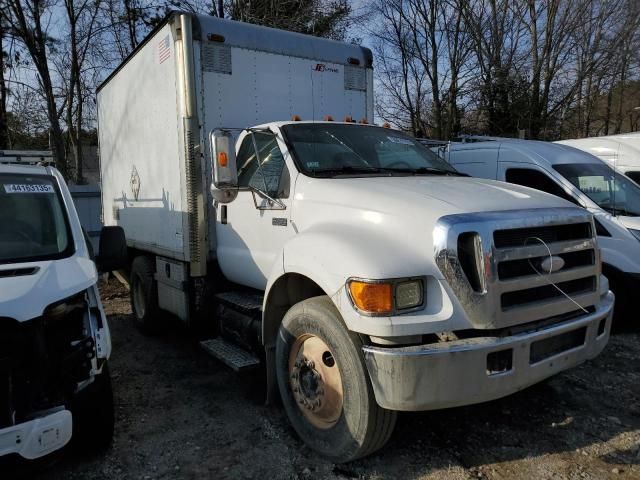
[629,229,640,242]
[347,278,425,315]
[395,280,424,309]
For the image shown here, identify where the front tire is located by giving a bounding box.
[275,296,397,462]
[71,362,115,452]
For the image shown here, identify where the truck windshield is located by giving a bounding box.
[0,174,73,264]
[554,163,640,217]
[281,123,459,177]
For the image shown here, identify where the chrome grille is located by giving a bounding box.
[434,208,600,329]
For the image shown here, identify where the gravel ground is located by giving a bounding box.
[23,279,640,480]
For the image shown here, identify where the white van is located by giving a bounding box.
[0,152,127,460]
[557,133,640,184]
[445,139,640,317]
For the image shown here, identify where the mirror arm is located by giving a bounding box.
[248,186,286,210]
[249,131,272,195]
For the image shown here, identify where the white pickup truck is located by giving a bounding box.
[98,12,614,461]
[0,152,127,461]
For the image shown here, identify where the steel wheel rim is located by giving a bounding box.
[288,334,343,429]
[133,277,146,318]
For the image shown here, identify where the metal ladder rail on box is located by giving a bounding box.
[0,150,55,166]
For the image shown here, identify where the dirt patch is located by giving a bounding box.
[33,279,640,479]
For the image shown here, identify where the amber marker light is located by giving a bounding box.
[218,151,228,167]
[348,280,393,314]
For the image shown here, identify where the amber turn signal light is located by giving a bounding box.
[217,151,228,167]
[348,281,393,314]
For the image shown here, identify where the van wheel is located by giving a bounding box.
[275,296,397,462]
[130,256,162,334]
[72,363,115,451]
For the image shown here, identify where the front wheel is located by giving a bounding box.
[71,362,115,452]
[275,296,397,462]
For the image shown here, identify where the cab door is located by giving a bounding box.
[215,131,296,290]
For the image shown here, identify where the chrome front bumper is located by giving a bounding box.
[363,291,614,411]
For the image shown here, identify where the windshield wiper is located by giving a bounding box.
[311,166,389,177]
[310,166,468,178]
[602,206,640,217]
[379,167,469,176]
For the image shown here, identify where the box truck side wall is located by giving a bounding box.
[98,13,374,264]
[98,22,188,260]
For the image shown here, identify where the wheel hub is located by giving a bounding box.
[288,335,343,429]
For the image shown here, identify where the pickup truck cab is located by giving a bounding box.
[0,156,126,461]
[445,138,640,318]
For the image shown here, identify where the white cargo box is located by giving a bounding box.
[98,12,373,276]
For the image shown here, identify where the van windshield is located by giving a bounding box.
[554,163,640,217]
[0,174,73,264]
[281,123,460,177]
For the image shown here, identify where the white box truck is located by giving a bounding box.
[98,12,614,461]
[0,151,127,460]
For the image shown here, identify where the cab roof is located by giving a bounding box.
[451,138,606,166]
[0,163,53,176]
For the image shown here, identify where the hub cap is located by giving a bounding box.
[288,334,343,429]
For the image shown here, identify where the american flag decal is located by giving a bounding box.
[158,35,171,64]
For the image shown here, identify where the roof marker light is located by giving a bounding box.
[360,118,369,124]
[291,115,301,121]
[324,115,334,121]
[348,57,361,66]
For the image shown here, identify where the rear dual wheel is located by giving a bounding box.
[276,296,397,462]
[130,256,164,335]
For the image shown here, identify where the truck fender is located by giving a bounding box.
[262,224,442,347]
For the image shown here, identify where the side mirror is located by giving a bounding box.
[210,129,238,203]
[96,226,128,273]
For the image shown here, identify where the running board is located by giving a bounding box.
[200,338,261,372]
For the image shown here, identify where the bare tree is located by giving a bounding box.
[61,0,102,183]
[0,17,9,149]
[2,0,67,174]
[371,0,473,139]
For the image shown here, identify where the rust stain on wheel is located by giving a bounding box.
[288,334,344,429]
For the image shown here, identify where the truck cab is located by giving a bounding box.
[445,138,640,318]
[0,153,126,461]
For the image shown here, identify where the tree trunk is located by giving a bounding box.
[604,87,612,135]
[0,23,9,149]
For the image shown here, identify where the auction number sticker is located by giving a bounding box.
[4,184,54,193]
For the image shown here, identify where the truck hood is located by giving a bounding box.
[288,174,586,296]
[295,175,576,217]
[0,256,97,322]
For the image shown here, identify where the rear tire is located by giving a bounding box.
[275,296,397,462]
[71,363,115,452]
[130,256,163,334]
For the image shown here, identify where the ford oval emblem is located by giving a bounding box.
[540,256,565,274]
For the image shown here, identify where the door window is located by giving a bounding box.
[237,132,287,198]
[505,168,578,205]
